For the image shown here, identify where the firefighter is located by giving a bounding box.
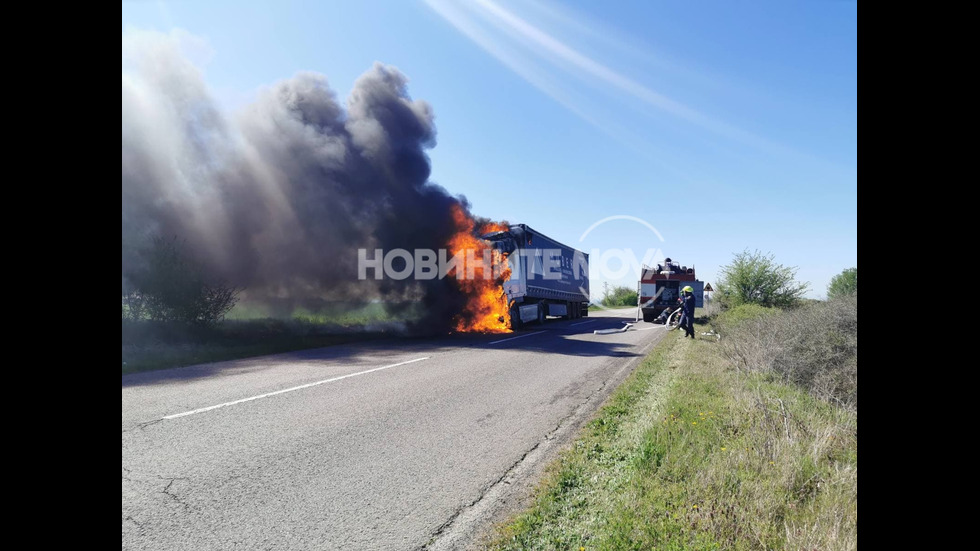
[678,285,696,338]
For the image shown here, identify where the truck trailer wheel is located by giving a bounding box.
[510,305,523,330]
[538,303,546,325]
[642,309,654,322]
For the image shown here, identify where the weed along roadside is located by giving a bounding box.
[121,318,402,375]
[488,311,857,551]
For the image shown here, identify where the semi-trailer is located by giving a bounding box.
[481,224,590,329]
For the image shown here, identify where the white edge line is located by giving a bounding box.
[570,319,598,326]
[488,330,547,345]
[162,357,430,420]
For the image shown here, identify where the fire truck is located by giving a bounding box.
[638,258,704,322]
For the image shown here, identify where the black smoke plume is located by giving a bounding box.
[122,29,471,332]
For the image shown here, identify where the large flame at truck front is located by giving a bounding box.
[447,205,512,333]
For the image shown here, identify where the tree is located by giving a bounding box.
[716,249,809,309]
[827,267,857,300]
[601,285,638,307]
[123,236,241,326]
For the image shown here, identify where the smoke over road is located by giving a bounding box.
[122,29,485,331]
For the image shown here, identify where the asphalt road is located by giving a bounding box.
[122,307,669,550]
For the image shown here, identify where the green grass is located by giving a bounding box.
[489,321,857,550]
[122,301,424,375]
[712,303,778,334]
[121,331,388,375]
[225,300,422,325]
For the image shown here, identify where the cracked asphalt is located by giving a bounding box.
[122,307,667,550]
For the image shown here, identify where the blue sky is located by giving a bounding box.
[122,0,856,300]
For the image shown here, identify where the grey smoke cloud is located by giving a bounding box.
[122,29,470,326]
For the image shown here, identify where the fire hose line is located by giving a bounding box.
[594,323,634,335]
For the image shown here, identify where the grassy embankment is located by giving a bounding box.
[489,300,857,550]
[122,302,422,375]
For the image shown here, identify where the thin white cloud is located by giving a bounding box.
[425,0,804,161]
[422,0,705,184]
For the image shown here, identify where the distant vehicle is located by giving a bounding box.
[482,224,589,328]
[638,258,704,322]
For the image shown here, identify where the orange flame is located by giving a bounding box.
[448,204,512,333]
[479,220,509,234]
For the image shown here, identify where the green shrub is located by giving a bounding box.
[123,236,240,326]
[716,249,809,308]
[713,303,778,333]
[601,285,639,307]
[827,267,857,299]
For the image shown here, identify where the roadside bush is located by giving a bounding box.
[122,236,241,326]
[827,267,857,299]
[716,249,809,308]
[720,296,857,410]
[601,285,638,307]
[713,303,778,334]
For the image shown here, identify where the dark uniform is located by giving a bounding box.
[678,290,695,338]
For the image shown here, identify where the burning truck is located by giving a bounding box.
[481,224,590,329]
[638,258,704,322]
